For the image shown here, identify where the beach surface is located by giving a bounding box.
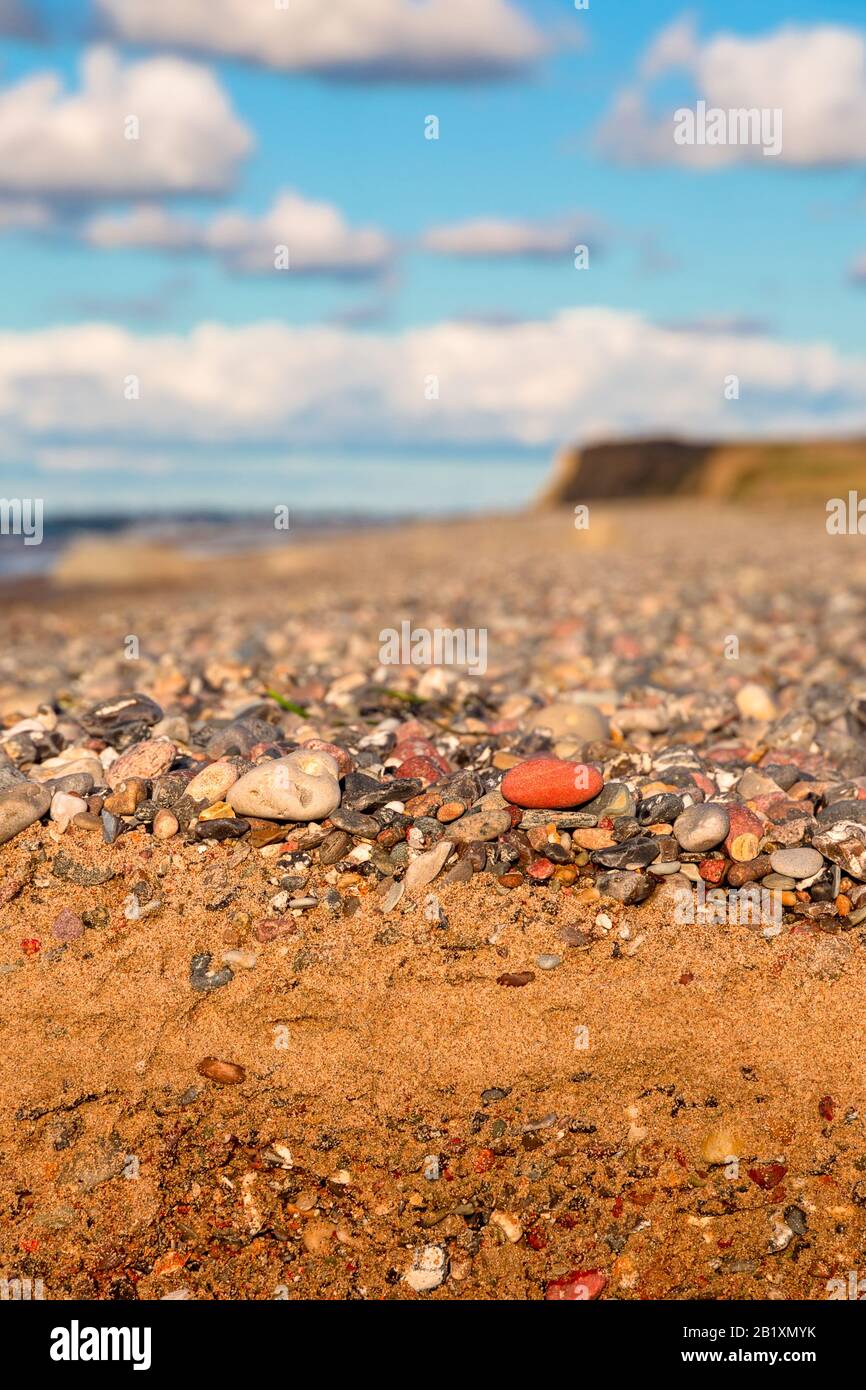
[1,503,865,1301]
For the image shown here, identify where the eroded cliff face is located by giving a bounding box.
[536,437,866,506]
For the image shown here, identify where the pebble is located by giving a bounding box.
[50,791,87,824]
[701,1123,745,1165]
[0,782,51,845]
[769,847,823,879]
[814,822,866,880]
[221,949,257,970]
[726,855,772,886]
[186,761,239,807]
[102,779,148,816]
[445,808,512,842]
[536,953,562,970]
[592,836,660,870]
[545,1269,607,1300]
[228,749,341,822]
[106,739,176,790]
[189,953,234,993]
[52,907,84,942]
[817,799,866,827]
[328,807,379,837]
[196,1056,245,1085]
[153,809,179,839]
[673,803,729,853]
[396,756,445,785]
[380,878,405,912]
[596,870,653,904]
[404,841,453,895]
[501,758,603,809]
[403,1245,447,1293]
[490,1210,522,1242]
[82,692,163,741]
[44,772,94,797]
[724,804,764,862]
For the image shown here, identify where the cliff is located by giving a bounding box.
[535,437,866,507]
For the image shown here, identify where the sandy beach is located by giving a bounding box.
[1,503,866,1301]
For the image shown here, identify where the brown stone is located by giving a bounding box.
[102,778,147,816]
[196,1057,246,1085]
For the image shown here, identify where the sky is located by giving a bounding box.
[0,0,864,515]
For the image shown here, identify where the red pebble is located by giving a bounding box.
[724,803,765,855]
[501,758,603,810]
[527,857,554,881]
[699,858,726,884]
[396,756,446,785]
[21,938,41,956]
[819,1095,835,1122]
[545,1269,607,1301]
[747,1162,787,1190]
[394,738,450,773]
[253,917,296,944]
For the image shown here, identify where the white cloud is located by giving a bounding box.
[421,213,604,259]
[85,204,202,250]
[598,18,866,166]
[0,47,252,198]
[207,193,393,274]
[0,311,864,469]
[83,191,394,275]
[96,0,546,80]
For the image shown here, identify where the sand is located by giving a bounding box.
[1,504,865,1300]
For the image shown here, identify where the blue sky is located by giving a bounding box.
[0,0,864,514]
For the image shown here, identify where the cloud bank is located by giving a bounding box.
[0,310,863,476]
[96,0,546,81]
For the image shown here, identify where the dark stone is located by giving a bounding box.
[80,693,163,747]
[152,770,198,808]
[784,1205,808,1236]
[101,809,123,845]
[612,816,643,843]
[52,852,114,886]
[638,792,684,825]
[327,807,380,837]
[189,953,234,993]
[817,800,866,828]
[763,763,809,789]
[342,773,422,812]
[194,817,249,841]
[593,836,661,870]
